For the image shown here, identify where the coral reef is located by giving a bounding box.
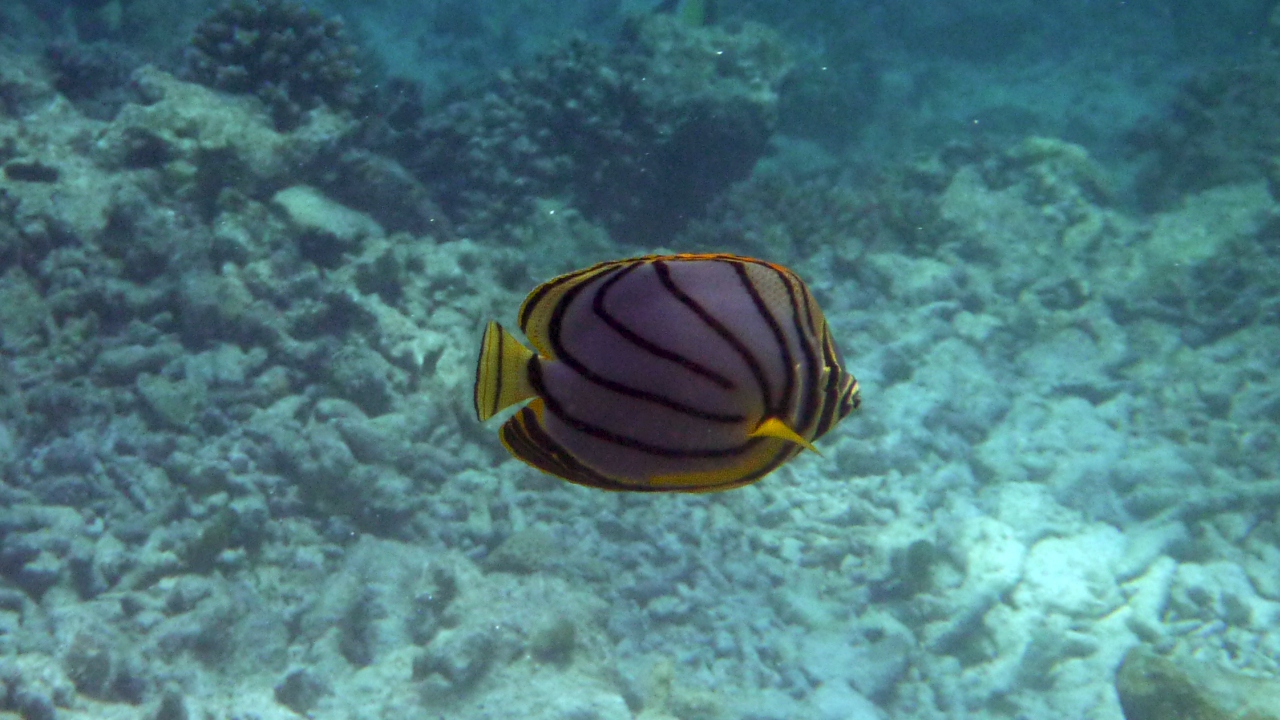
[1128,53,1280,209]
[384,14,791,244]
[679,142,959,264]
[1117,645,1280,720]
[185,0,365,130]
[2,4,1280,720]
[43,40,145,121]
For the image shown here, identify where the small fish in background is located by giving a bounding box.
[474,254,860,492]
[655,0,718,26]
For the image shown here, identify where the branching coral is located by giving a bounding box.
[186,0,363,130]
[379,15,790,245]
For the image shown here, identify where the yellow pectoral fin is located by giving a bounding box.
[474,321,538,422]
[750,417,821,456]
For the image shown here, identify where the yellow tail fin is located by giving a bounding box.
[474,321,538,422]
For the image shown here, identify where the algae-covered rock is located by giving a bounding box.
[528,616,577,666]
[1117,645,1280,720]
[136,373,204,429]
[413,627,495,692]
[0,102,123,250]
[272,185,384,268]
[1102,181,1279,346]
[98,66,353,204]
[0,267,51,352]
[273,667,332,715]
[484,526,560,575]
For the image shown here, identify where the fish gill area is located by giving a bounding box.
[0,2,1279,720]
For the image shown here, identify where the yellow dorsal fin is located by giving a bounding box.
[474,321,538,422]
[750,417,821,455]
[518,259,631,357]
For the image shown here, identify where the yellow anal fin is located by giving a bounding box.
[501,401,646,492]
[474,321,538,422]
[648,470,766,493]
[750,417,821,456]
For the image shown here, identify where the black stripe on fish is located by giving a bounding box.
[473,330,486,420]
[716,441,803,491]
[764,263,822,436]
[501,406,646,491]
[842,378,862,415]
[727,261,793,416]
[812,331,844,439]
[473,323,502,421]
[592,262,736,391]
[546,263,747,424]
[518,262,600,331]
[654,259,776,415]
[491,326,506,419]
[529,340,766,459]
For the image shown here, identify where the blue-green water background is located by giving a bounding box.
[1,1,1279,719]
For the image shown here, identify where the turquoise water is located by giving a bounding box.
[0,1,1278,718]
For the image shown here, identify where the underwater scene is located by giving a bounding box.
[1,0,1280,718]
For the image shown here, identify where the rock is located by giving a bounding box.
[0,267,51,352]
[810,682,884,720]
[273,667,331,715]
[924,517,1026,653]
[62,632,115,698]
[153,688,189,720]
[0,420,15,468]
[413,627,494,690]
[323,343,401,416]
[1244,541,1280,601]
[1013,526,1126,618]
[528,616,577,666]
[1144,184,1272,271]
[136,373,204,429]
[1124,556,1178,644]
[1170,561,1280,631]
[94,342,183,384]
[860,253,962,306]
[100,66,347,195]
[484,526,560,574]
[14,550,61,598]
[1116,645,1280,720]
[273,185,384,267]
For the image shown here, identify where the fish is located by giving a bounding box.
[474,253,860,493]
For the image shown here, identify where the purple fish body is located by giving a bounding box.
[475,254,860,492]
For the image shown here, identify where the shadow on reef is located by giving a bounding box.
[363,13,792,246]
[1127,50,1280,211]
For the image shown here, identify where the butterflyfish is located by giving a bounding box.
[474,253,861,492]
